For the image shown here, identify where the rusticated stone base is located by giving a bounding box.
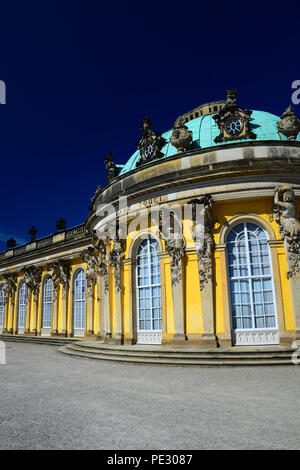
[162,333,188,347]
[124,337,137,345]
[111,333,124,345]
[55,332,67,337]
[85,331,97,340]
[292,329,300,348]
[279,332,296,347]
[217,333,232,348]
[186,333,218,348]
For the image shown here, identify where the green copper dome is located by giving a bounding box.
[119,110,300,176]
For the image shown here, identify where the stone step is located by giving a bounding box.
[65,344,294,361]
[58,346,294,366]
[1,334,77,347]
[77,341,294,354]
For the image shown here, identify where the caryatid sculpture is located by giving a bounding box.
[189,195,215,290]
[273,185,300,278]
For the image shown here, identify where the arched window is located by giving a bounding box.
[18,281,27,331]
[0,285,5,329]
[136,237,162,344]
[73,268,86,335]
[42,276,53,329]
[226,222,278,345]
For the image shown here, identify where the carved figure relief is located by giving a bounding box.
[48,260,70,300]
[276,106,300,141]
[92,232,109,294]
[213,89,256,143]
[104,152,120,183]
[81,247,99,297]
[170,115,193,153]
[159,210,185,286]
[21,266,42,302]
[189,195,215,290]
[0,275,9,304]
[109,238,126,293]
[272,185,300,278]
[136,116,166,166]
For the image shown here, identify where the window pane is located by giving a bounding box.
[227,222,276,332]
[136,238,162,332]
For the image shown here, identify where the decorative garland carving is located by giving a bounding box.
[159,210,185,286]
[47,263,60,302]
[170,115,193,153]
[276,105,300,141]
[48,260,70,300]
[109,239,126,293]
[0,275,9,304]
[92,233,109,294]
[273,185,300,278]
[189,195,215,291]
[81,247,99,297]
[21,266,42,302]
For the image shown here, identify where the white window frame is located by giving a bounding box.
[136,237,162,344]
[42,276,53,331]
[18,281,27,333]
[0,285,5,331]
[226,221,279,345]
[73,268,86,337]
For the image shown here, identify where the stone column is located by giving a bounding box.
[216,245,232,348]
[7,274,17,334]
[0,278,9,333]
[268,240,291,346]
[32,288,39,335]
[51,284,58,335]
[58,260,70,336]
[61,286,68,336]
[21,266,42,335]
[160,210,186,344]
[289,272,300,345]
[109,240,125,344]
[190,195,217,348]
[272,185,300,346]
[97,273,103,339]
[99,256,110,341]
[47,263,60,335]
[81,247,100,337]
[24,288,30,334]
[169,258,186,343]
[123,258,135,345]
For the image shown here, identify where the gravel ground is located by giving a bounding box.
[0,342,299,450]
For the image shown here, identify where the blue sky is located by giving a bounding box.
[0,0,299,251]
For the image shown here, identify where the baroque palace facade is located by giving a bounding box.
[1,90,300,350]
